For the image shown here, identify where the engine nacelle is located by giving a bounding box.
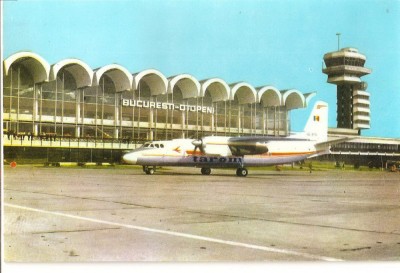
[191,139,206,152]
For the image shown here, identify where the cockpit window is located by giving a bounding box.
[143,143,150,147]
[160,144,164,148]
[155,144,159,148]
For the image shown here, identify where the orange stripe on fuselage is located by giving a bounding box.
[247,151,315,158]
[185,150,204,155]
[142,150,319,158]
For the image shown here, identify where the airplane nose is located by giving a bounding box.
[122,152,138,164]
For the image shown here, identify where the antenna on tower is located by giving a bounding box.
[336,33,341,51]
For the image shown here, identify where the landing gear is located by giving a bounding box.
[143,166,155,175]
[236,167,248,177]
[201,167,211,175]
[145,168,155,175]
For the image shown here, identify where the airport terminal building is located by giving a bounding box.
[3,51,315,141]
[2,51,400,167]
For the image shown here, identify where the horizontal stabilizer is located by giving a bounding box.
[315,137,356,151]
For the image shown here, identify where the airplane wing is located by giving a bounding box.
[228,136,308,143]
[315,137,357,151]
[227,136,314,156]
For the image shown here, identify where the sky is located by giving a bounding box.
[2,0,400,138]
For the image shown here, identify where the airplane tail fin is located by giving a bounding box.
[303,101,328,143]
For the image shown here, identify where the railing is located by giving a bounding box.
[2,134,142,150]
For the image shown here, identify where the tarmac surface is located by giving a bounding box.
[3,165,400,262]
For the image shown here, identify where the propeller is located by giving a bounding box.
[192,138,206,154]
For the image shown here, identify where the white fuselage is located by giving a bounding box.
[122,137,322,168]
[122,101,334,176]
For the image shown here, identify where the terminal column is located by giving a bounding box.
[33,83,40,136]
[148,96,154,140]
[181,105,186,139]
[114,93,120,139]
[237,105,241,134]
[75,88,81,138]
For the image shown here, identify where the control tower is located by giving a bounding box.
[322,48,371,134]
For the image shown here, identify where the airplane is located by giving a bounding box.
[122,101,350,177]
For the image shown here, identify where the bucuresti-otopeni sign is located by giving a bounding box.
[121,99,214,114]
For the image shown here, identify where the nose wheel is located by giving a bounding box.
[236,167,248,177]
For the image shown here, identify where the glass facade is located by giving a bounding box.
[3,52,312,142]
